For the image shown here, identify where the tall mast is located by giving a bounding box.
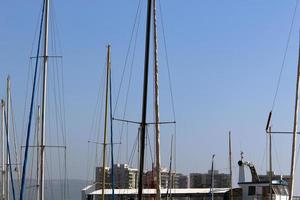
[5,76,10,200]
[36,106,41,200]
[288,39,300,200]
[268,126,272,200]
[210,154,215,200]
[101,44,111,200]
[228,132,233,200]
[153,0,161,199]
[39,0,49,199]
[1,100,5,200]
[138,0,152,199]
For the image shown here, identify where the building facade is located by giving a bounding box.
[96,163,138,190]
[143,167,188,189]
[190,170,230,188]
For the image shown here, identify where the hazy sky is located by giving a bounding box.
[1,0,300,194]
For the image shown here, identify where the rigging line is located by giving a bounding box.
[85,143,91,184]
[19,0,45,199]
[47,119,58,198]
[50,1,67,147]
[85,63,106,181]
[87,60,107,176]
[9,89,21,188]
[113,0,143,116]
[28,1,45,61]
[126,122,129,163]
[51,0,63,54]
[158,0,176,121]
[259,135,267,172]
[90,68,106,142]
[50,10,62,146]
[64,149,70,200]
[128,131,139,167]
[158,0,178,172]
[50,4,66,141]
[45,157,55,200]
[55,62,66,145]
[116,4,143,163]
[4,111,16,200]
[51,61,64,184]
[271,0,299,111]
[49,20,66,183]
[173,124,177,172]
[273,136,283,175]
[52,61,64,177]
[166,135,173,199]
[61,61,67,143]
[296,142,300,170]
[21,62,32,146]
[95,63,107,167]
[46,92,63,198]
[55,62,68,200]
[54,64,65,145]
[26,114,38,200]
[146,126,154,164]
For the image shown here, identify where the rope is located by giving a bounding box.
[158,0,178,172]
[50,2,69,197]
[146,127,154,164]
[271,0,299,111]
[128,131,139,167]
[116,1,143,163]
[19,0,45,199]
[10,92,21,189]
[273,137,283,175]
[85,64,106,183]
[113,0,143,116]
[158,0,176,121]
[166,135,173,199]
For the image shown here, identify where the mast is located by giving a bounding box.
[36,106,41,200]
[153,0,161,199]
[1,100,5,200]
[268,126,272,200]
[39,0,49,199]
[109,45,115,200]
[138,0,152,199]
[210,154,215,200]
[288,39,300,200]
[228,132,233,200]
[5,76,10,200]
[101,44,111,200]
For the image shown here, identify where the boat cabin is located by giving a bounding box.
[237,160,289,200]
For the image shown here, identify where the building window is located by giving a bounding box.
[248,186,256,195]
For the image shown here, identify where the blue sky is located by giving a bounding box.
[1,0,300,194]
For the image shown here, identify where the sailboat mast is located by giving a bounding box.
[153,0,161,199]
[5,76,10,200]
[39,0,49,199]
[101,44,111,200]
[138,0,152,199]
[211,155,215,200]
[1,100,5,200]
[268,126,273,200]
[288,40,300,200]
[228,132,233,200]
[36,106,41,200]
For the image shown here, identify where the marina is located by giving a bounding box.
[1,0,300,200]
